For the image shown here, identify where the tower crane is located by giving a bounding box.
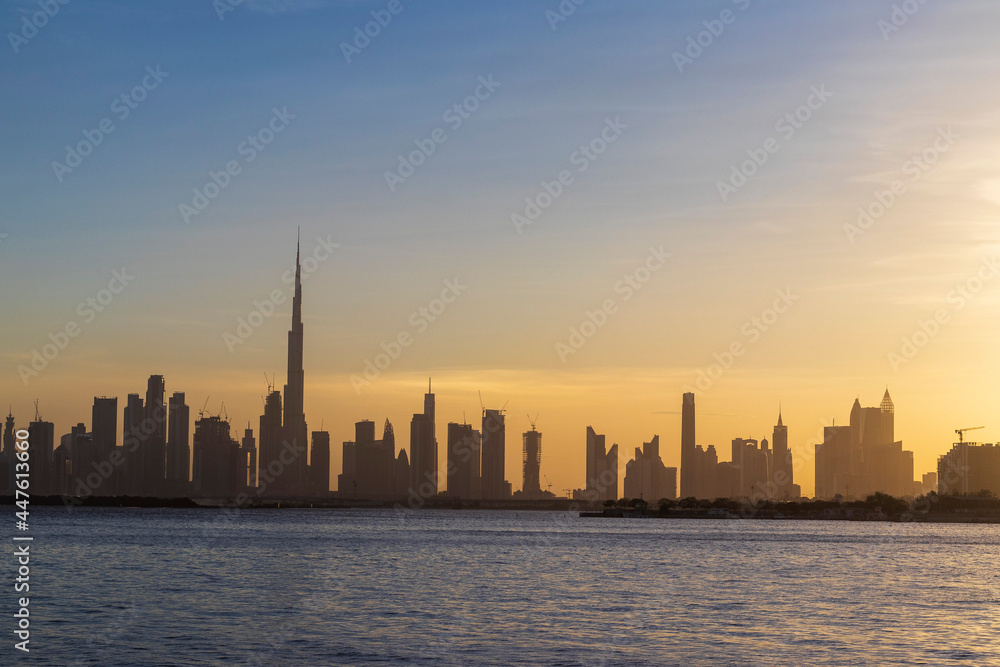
[527,413,539,431]
[955,426,984,443]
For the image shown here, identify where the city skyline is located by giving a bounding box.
[0,237,978,500]
[6,3,1000,664]
[4,1,1000,498]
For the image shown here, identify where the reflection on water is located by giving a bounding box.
[26,507,1000,666]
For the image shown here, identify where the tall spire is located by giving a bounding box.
[881,387,893,414]
[281,228,307,495]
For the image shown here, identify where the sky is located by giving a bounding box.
[2,0,1000,497]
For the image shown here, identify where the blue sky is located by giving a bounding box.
[3,0,1000,493]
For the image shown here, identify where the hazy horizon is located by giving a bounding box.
[5,0,1000,498]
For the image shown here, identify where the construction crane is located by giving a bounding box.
[543,473,553,493]
[527,413,539,431]
[956,426,984,443]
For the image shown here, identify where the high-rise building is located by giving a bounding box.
[123,393,144,495]
[938,441,1000,496]
[771,410,796,500]
[338,441,356,497]
[623,435,677,501]
[816,390,914,499]
[921,471,938,495]
[355,419,389,498]
[522,425,542,497]
[377,420,398,497]
[192,415,240,497]
[1,411,14,494]
[355,419,376,494]
[680,392,696,498]
[410,381,438,499]
[166,392,190,485]
[144,375,167,496]
[447,422,480,500]
[585,426,618,502]
[393,449,410,498]
[258,389,283,495]
[28,418,55,496]
[310,430,330,496]
[91,397,117,476]
[815,425,853,500]
[282,232,309,495]
[480,408,508,500]
[727,437,771,501]
[65,422,93,497]
[241,425,257,489]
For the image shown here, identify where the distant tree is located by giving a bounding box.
[603,499,615,508]
[864,492,907,516]
[678,496,699,509]
[710,497,739,511]
[658,498,677,512]
[616,497,630,508]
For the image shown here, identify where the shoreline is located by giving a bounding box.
[6,495,1000,524]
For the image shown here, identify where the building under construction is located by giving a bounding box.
[522,423,542,497]
[938,433,1000,497]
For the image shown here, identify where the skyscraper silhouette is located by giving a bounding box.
[1,411,14,494]
[480,407,507,499]
[623,435,676,501]
[816,389,914,499]
[258,389,283,495]
[522,425,541,497]
[123,393,144,495]
[241,424,257,489]
[144,375,167,496]
[310,430,330,495]
[282,232,309,494]
[28,417,54,496]
[92,396,117,494]
[447,421,480,500]
[409,380,438,498]
[585,426,618,502]
[166,392,190,486]
[680,392,696,498]
[771,410,795,499]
